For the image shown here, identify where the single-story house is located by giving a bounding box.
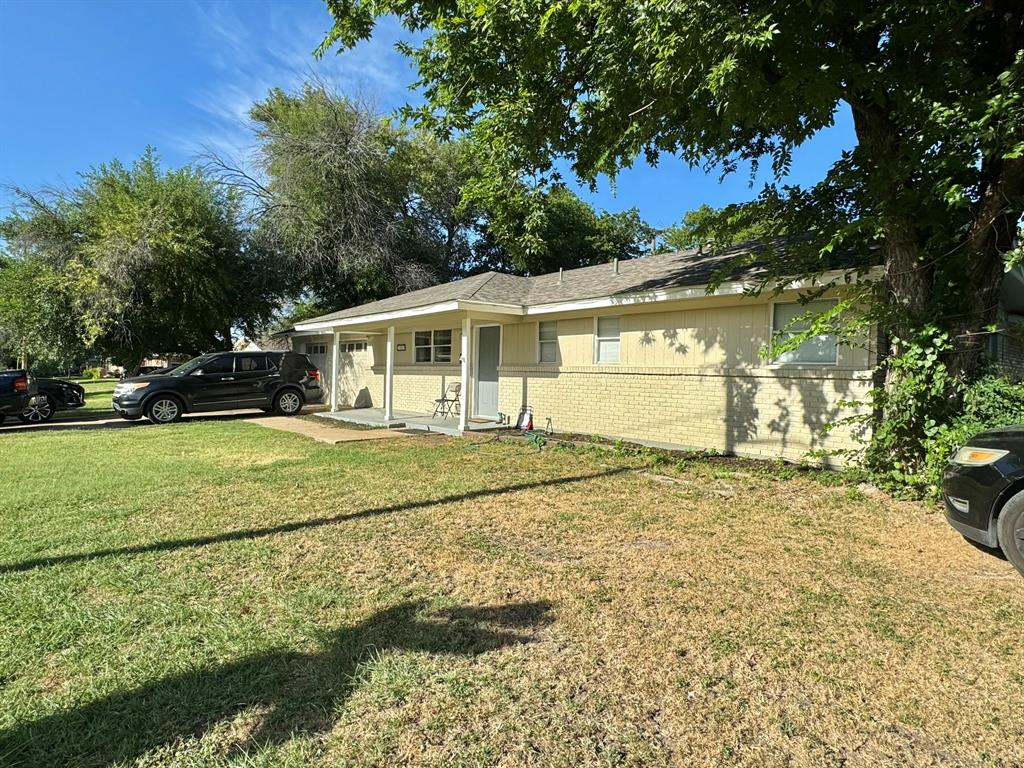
[288,246,880,463]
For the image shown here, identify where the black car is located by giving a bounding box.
[942,426,1024,577]
[131,365,177,377]
[112,351,323,424]
[17,377,87,423]
[0,370,37,425]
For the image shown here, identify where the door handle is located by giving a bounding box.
[220,376,235,381]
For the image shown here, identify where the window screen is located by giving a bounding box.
[538,321,557,363]
[414,330,452,363]
[772,300,838,364]
[595,316,620,363]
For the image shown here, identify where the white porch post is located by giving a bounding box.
[329,329,340,412]
[384,326,395,421]
[459,317,470,431]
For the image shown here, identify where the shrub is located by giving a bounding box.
[922,375,1024,498]
[80,367,102,380]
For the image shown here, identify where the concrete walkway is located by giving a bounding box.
[245,416,409,444]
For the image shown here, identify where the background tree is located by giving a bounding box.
[215,82,655,314]
[0,255,85,369]
[475,186,653,275]
[662,204,775,252]
[319,0,1024,484]
[216,84,483,314]
[1,149,284,369]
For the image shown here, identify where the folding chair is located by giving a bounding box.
[433,382,461,419]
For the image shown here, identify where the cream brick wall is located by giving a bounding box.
[296,295,874,463]
[497,365,871,464]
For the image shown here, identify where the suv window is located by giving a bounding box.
[279,352,314,370]
[236,354,268,372]
[199,356,234,375]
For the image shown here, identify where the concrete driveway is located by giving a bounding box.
[0,408,303,435]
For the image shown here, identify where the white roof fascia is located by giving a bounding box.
[293,299,525,332]
[295,300,463,331]
[525,268,878,316]
[295,267,880,329]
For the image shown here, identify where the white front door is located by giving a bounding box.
[474,325,501,418]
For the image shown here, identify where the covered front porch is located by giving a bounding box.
[294,303,519,434]
[315,407,507,436]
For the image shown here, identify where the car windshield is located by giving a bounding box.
[168,355,214,377]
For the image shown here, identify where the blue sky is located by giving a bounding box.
[0,0,855,229]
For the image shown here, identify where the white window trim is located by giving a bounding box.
[593,315,622,365]
[537,320,558,365]
[768,299,840,366]
[304,342,328,356]
[414,329,454,364]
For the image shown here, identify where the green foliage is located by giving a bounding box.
[0,255,85,366]
[238,84,656,308]
[662,204,775,252]
[922,376,1024,497]
[80,367,102,380]
[1,148,285,367]
[476,186,653,275]
[860,329,960,496]
[319,0,1024,491]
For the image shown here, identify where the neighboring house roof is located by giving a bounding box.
[295,241,871,331]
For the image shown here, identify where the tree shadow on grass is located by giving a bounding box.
[0,468,629,574]
[0,600,553,767]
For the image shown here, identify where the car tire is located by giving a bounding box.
[146,394,184,425]
[273,389,303,416]
[19,395,56,424]
[996,490,1024,578]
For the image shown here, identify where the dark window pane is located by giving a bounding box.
[433,329,452,345]
[415,347,432,363]
[201,356,234,374]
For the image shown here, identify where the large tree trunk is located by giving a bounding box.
[947,155,1024,379]
[848,100,933,334]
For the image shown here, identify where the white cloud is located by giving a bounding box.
[167,1,419,163]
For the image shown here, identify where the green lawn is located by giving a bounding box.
[0,421,1022,767]
[76,378,117,414]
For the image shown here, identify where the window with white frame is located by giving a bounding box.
[414,329,452,363]
[595,316,621,363]
[304,343,327,355]
[772,299,839,364]
[342,341,367,353]
[538,321,557,363]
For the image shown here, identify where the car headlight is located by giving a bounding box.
[950,446,1009,466]
[114,382,150,395]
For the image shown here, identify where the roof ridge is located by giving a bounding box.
[465,270,502,300]
[467,269,532,299]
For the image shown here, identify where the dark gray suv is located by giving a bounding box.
[112,351,323,424]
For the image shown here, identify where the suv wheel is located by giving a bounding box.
[19,395,56,424]
[147,395,183,424]
[274,389,303,416]
[997,490,1024,577]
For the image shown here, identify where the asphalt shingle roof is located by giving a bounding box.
[298,241,853,326]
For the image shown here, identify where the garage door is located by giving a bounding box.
[303,342,329,375]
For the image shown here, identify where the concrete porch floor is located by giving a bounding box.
[315,407,506,436]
